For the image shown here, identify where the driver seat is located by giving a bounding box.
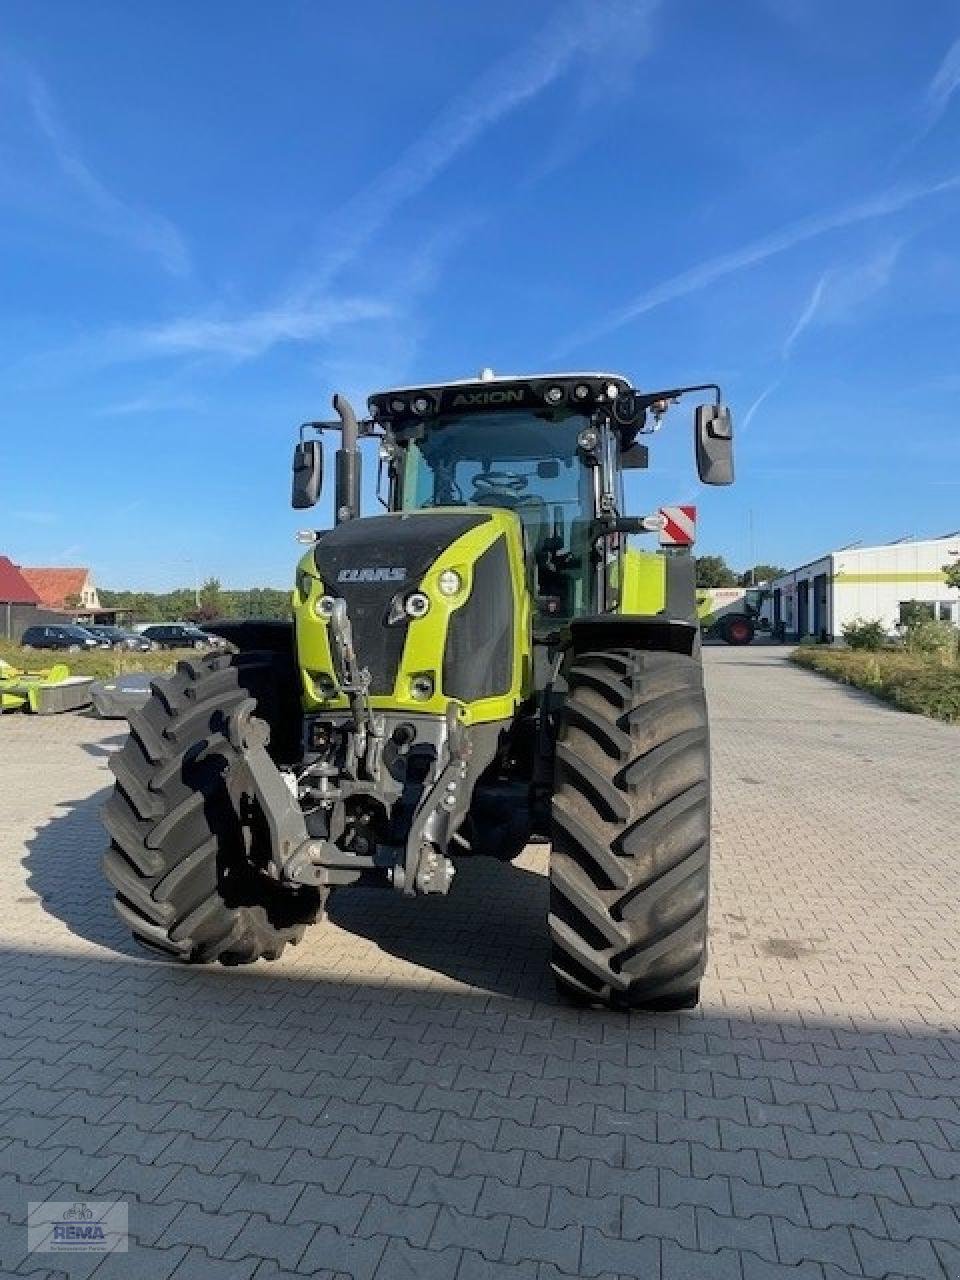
[472,488,549,563]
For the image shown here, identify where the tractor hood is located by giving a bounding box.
[295,508,532,720]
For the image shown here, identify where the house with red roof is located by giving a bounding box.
[19,566,100,611]
[0,557,42,606]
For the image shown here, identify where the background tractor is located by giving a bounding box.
[103,370,734,1009]
[697,585,767,645]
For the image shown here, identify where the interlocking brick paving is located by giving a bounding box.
[1,645,958,1278]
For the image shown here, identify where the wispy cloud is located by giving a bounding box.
[740,381,781,435]
[781,274,829,361]
[122,297,392,361]
[296,0,659,294]
[20,70,190,276]
[96,391,206,417]
[924,36,960,135]
[561,173,960,351]
[12,509,58,525]
[782,242,902,360]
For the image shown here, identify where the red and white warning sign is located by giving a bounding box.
[659,504,697,546]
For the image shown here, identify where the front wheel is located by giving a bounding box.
[102,651,322,964]
[550,648,710,1010]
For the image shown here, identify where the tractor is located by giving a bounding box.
[697,586,766,645]
[103,370,734,1010]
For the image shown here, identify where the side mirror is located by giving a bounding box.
[292,439,323,509]
[695,404,734,486]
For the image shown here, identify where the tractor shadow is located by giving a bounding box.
[25,787,557,1000]
[326,852,555,1002]
[23,785,146,959]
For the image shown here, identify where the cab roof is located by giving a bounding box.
[368,371,635,425]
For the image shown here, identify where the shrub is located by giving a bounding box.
[842,618,886,650]
[901,616,958,658]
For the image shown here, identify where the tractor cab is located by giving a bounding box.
[294,369,734,627]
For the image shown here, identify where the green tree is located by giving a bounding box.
[944,558,960,591]
[695,555,737,588]
[739,563,785,586]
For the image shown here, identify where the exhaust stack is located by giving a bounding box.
[333,393,361,523]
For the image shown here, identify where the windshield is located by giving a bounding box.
[399,410,596,618]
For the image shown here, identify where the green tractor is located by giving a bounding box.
[103,370,734,1010]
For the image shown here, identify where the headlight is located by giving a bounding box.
[577,427,599,451]
[404,591,430,619]
[314,595,336,619]
[437,569,462,597]
[410,673,434,700]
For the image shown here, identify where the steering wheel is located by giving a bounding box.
[471,471,528,494]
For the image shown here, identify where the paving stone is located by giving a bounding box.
[454,1143,523,1185]
[458,1250,538,1280]
[802,1187,885,1232]
[662,1240,743,1279]
[170,1248,259,1280]
[547,1187,620,1233]
[477,1178,550,1227]
[158,1167,242,1212]
[275,1150,354,1191]
[851,1226,946,1278]
[580,1226,659,1278]
[358,1197,439,1247]
[774,1218,862,1272]
[287,1186,369,1231]
[697,1207,778,1261]
[376,1237,461,1279]
[429,1205,509,1260]
[92,1243,190,1279]
[731,1177,808,1225]
[661,1170,732,1214]
[877,1196,960,1243]
[226,1214,314,1269]
[158,1202,247,1256]
[296,1224,386,1278]
[220,1176,305,1223]
[390,1133,459,1175]
[502,1219,582,1272]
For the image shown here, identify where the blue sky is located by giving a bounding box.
[2,0,959,589]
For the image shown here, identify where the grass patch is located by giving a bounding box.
[0,640,203,681]
[790,646,960,723]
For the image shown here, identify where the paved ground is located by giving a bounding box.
[0,646,958,1279]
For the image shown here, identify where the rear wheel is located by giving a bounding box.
[102,651,321,964]
[722,615,754,645]
[550,648,710,1010]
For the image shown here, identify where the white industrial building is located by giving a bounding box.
[770,533,960,641]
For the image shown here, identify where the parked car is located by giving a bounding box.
[140,623,220,650]
[21,624,104,652]
[83,624,156,652]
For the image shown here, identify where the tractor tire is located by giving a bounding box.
[549,648,710,1010]
[721,614,754,645]
[102,650,322,965]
